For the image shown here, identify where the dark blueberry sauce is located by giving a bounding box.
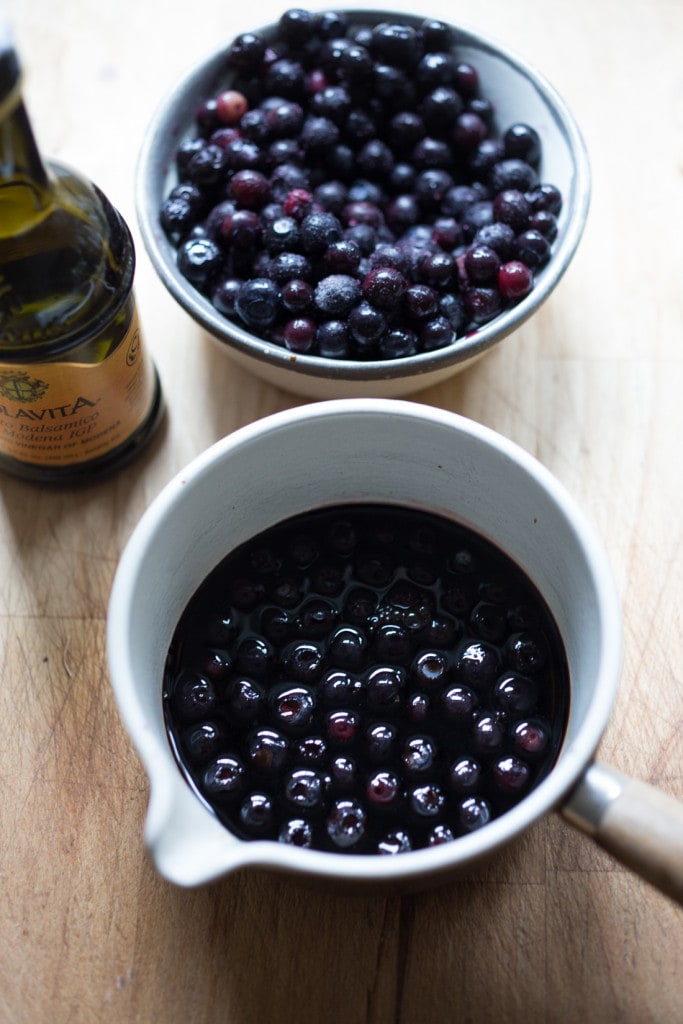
[163,505,569,855]
[159,10,563,361]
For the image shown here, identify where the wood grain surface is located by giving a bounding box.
[1,1,682,1021]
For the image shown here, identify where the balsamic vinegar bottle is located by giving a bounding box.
[0,15,163,483]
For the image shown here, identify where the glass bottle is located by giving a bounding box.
[0,14,163,483]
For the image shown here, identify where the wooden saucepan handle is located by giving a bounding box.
[562,761,683,906]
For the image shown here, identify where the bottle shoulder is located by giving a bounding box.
[0,161,108,232]
[0,161,136,359]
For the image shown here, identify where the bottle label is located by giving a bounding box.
[0,307,157,467]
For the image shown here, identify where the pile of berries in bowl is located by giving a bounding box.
[137,9,590,397]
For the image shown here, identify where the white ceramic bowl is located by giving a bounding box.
[108,400,630,889]
[136,11,591,399]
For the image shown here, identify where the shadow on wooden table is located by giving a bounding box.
[123,801,683,1024]
[126,822,560,1024]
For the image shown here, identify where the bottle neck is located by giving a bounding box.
[0,44,51,232]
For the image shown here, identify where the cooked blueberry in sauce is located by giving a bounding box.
[163,505,569,854]
[159,11,563,360]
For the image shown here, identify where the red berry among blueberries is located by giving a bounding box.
[326,709,360,746]
[498,260,533,302]
[512,718,550,757]
[164,504,569,855]
[366,770,401,807]
[283,317,316,353]
[160,11,564,360]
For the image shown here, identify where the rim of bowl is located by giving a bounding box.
[107,399,621,886]
[136,11,591,385]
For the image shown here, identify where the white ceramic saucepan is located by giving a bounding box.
[107,400,683,900]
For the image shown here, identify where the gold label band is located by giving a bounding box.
[0,306,157,467]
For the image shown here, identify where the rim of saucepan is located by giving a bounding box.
[136,10,591,386]
[107,400,622,886]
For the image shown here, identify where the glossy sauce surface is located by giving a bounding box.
[163,504,569,854]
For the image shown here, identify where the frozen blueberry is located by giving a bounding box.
[314,320,348,358]
[235,278,281,329]
[314,274,361,316]
[300,211,343,254]
[498,260,533,302]
[361,267,407,308]
[514,229,551,268]
[177,237,222,290]
[489,157,539,193]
